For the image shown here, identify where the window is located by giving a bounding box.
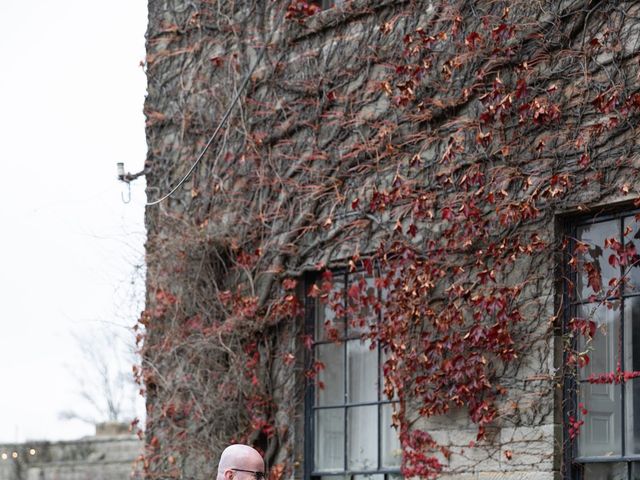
[565,209,640,479]
[304,270,402,480]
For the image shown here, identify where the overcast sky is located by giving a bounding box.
[0,1,148,442]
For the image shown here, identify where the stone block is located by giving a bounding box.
[438,474,477,480]
[478,472,556,480]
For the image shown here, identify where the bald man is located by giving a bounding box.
[216,444,266,480]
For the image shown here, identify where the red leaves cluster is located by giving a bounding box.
[593,90,619,114]
[152,289,178,318]
[605,237,639,268]
[587,367,640,385]
[400,428,444,479]
[583,261,603,293]
[496,200,540,226]
[269,463,285,480]
[465,31,482,50]
[567,414,585,440]
[365,248,526,447]
[528,98,562,126]
[568,403,589,440]
[282,278,298,290]
[566,351,590,368]
[285,0,321,23]
[569,317,597,339]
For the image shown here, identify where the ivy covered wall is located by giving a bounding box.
[141,1,640,478]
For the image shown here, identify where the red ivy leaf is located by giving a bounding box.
[465,31,481,49]
[348,283,360,300]
[578,153,590,168]
[283,278,298,290]
[584,261,603,293]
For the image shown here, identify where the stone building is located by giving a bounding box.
[0,424,142,480]
[142,1,640,479]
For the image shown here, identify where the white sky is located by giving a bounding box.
[0,1,148,442]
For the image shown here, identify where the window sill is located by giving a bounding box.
[575,455,640,463]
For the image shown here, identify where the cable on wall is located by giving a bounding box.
[146,10,282,207]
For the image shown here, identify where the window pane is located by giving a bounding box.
[316,274,346,341]
[353,475,384,480]
[625,296,640,372]
[631,462,640,479]
[626,298,640,455]
[582,462,627,479]
[316,343,345,406]
[577,304,619,381]
[578,382,622,457]
[381,403,401,468]
[315,408,345,471]
[624,215,640,293]
[626,379,640,456]
[577,220,619,300]
[347,339,378,403]
[347,405,378,471]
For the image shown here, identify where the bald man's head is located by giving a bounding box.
[216,444,265,480]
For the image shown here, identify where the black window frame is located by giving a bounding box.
[304,269,402,480]
[563,206,640,480]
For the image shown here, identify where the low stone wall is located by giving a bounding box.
[0,432,142,480]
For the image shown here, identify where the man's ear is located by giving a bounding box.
[224,469,234,480]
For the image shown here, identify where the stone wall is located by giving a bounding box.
[0,430,142,480]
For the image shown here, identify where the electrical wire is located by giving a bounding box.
[146,10,282,206]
